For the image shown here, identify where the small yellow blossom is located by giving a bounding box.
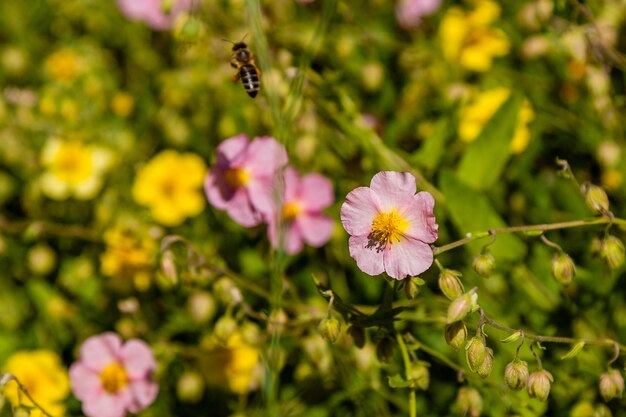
[3,350,70,417]
[200,333,260,394]
[40,137,114,200]
[45,48,81,83]
[440,0,510,72]
[459,88,535,153]
[111,92,135,117]
[100,226,156,291]
[132,150,207,226]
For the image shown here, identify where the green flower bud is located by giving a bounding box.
[404,277,422,300]
[349,325,366,348]
[473,252,496,277]
[465,337,487,373]
[176,370,205,403]
[600,235,625,269]
[582,182,610,214]
[476,347,494,379]
[214,315,237,343]
[594,404,613,417]
[599,369,624,401]
[27,243,57,275]
[447,291,478,324]
[457,387,482,417]
[505,359,529,390]
[318,317,341,344]
[409,361,430,390]
[551,253,576,286]
[527,369,553,401]
[445,321,468,352]
[376,336,395,363]
[438,269,465,300]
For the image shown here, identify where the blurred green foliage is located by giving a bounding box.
[0,0,626,416]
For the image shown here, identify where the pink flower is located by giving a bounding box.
[69,332,158,417]
[268,167,334,255]
[396,0,441,30]
[340,171,438,280]
[117,0,195,30]
[205,135,288,227]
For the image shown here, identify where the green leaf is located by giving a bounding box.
[387,374,412,389]
[501,331,523,343]
[439,170,526,262]
[413,118,451,171]
[560,341,585,360]
[457,93,522,190]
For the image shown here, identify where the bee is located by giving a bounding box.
[224,36,261,98]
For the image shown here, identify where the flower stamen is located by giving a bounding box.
[100,363,128,393]
[225,168,250,187]
[371,209,409,246]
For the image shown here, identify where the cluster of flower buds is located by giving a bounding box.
[599,369,625,402]
[465,337,494,378]
[456,387,482,417]
[504,359,530,390]
[473,251,496,277]
[527,369,553,401]
[551,252,576,286]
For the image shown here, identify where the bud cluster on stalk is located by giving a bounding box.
[599,369,625,401]
[551,252,576,286]
[465,336,493,378]
[473,251,496,277]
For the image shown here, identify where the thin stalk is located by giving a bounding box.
[396,334,417,417]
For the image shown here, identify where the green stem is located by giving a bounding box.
[396,333,417,417]
[433,216,626,255]
[1,374,54,417]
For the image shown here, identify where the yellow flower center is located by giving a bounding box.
[371,210,409,246]
[100,363,128,394]
[51,142,93,184]
[225,168,250,187]
[282,202,302,221]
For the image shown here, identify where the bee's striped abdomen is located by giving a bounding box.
[239,64,260,98]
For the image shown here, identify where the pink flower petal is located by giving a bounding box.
[400,192,438,243]
[225,188,264,227]
[120,340,156,379]
[283,167,300,202]
[348,234,385,276]
[204,170,236,210]
[82,391,128,417]
[216,135,249,166]
[369,171,416,211]
[383,237,434,279]
[69,362,102,402]
[284,223,304,255]
[300,173,334,211]
[246,178,276,217]
[126,380,159,413]
[297,214,334,247]
[243,137,288,177]
[79,333,122,371]
[341,187,379,236]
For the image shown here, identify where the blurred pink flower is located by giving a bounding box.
[205,135,288,227]
[117,0,195,30]
[396,0,441,30]
[69,332,158,417]
[340,171,438,280]
[268,167,334,255]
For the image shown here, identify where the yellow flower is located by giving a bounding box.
[100,226,156,291]
[132,150,207,226]
[45,49,81,83]
[459,88,535,154]
[111,92,135,117]
[2,350,70,417]
[199,333,260,394]
[440,0,510,72]
[40,138,114,200]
